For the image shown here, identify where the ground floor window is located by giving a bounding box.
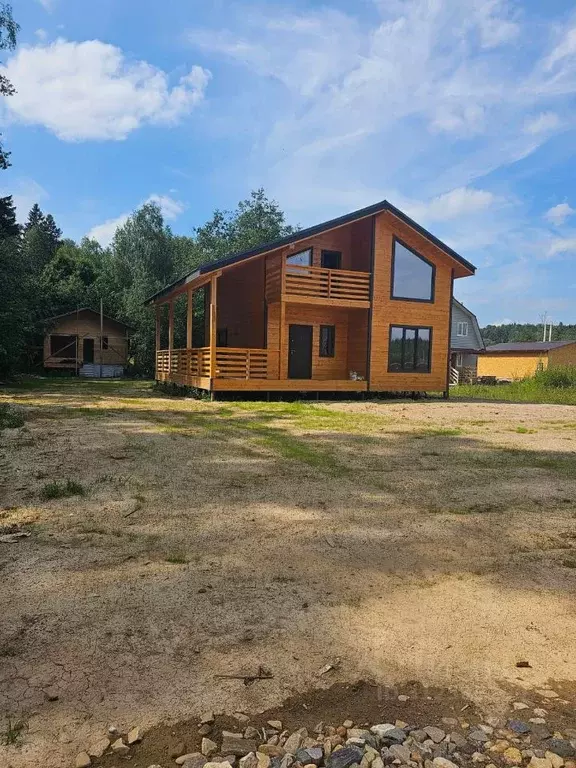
[388,325,432,373]
[319,325,335,357]
[50,335,78,358]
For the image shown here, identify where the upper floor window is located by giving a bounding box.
[391,239,435,302]
[287,248,312,268]
[457,321,468,337]
[321,250,342,269]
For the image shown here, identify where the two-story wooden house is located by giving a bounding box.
[147,200,476,396]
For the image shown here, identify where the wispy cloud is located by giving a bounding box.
[545,203,575,226]
[87,194,185,246]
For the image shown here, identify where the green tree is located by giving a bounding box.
[0,196,29,376]
[0,3,19,169]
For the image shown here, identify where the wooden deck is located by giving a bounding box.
[156,348,367,392]
[265,261,371,307]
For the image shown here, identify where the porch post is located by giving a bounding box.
[186,287,193,349]
[209,275,218,379]
[168,300,174,376]
[155,304,161,378]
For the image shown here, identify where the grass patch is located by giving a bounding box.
[419,427,463,437]
[515,426,537,434]
[39,479,86,501]
[0,403,25,429]
[164,553,188,564]
[453,371,576,405]
[1,717,27,746]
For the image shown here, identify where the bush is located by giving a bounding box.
[0,403,25,430]
[533,365,576,389]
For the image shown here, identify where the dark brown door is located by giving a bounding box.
[288,325,313,379]
[83,338,95,364]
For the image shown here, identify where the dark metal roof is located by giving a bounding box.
[145,199,477,305]
[44,308,134,331]
[485,341,576,353]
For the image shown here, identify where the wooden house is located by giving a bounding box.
[147,200,476,396]
[449,299,484,383]
[477,341,576,380]
[43,308,131,377]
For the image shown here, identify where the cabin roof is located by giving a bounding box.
[484,341,576,353]
[43,308,134,331]
[145,199,477,305]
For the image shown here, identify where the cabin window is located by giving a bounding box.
[321,250,342,269]
[216,328,228,347]
[457,321,468,337]
[391,239,435,302]
[286,248,312,269]
[50,335,78,358]
[102,336,109,350]
[388,325,432,373]
[319,325,336,357]
[456,353,463,367]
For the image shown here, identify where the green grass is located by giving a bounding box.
[515,426,537,434]
[419,427,463,437]
[39,479,86,501]
[453,369,576,405]
[1,717,27,746]
[164,553,189,564]
[0,403,25,429]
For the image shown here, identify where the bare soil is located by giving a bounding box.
[1,381,576,767]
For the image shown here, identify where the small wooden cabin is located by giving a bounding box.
[478,341,576,380]
[147,200,476,396]
[449,299,485,383]
[43,308,131,377]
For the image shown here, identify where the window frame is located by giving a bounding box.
[320,249,342,269]
[390,236,436,304]
[102,336,109,350]
[319,325,336,358]
[286,247,313,268]
[456,321,468,337]
[456,353,463,367]
[387,324,433,374]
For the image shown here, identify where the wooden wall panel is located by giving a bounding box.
[368,211,457,392]
[347,309,369,379]
[283,305,350,380]
[477,353,547,379]
[548,344,576,367]
[217,258,266,348]
[44,311,129,366]
[266,303,281,378]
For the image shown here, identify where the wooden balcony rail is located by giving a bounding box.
[283,264,370,302]
[156,347,270,380]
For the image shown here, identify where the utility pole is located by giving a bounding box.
[540,312,549,342]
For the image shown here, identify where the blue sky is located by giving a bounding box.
[3,0,576,325]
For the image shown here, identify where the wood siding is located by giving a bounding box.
[44,311,129,368]
[548,343,576,367]
[217,259,266,348]
[477,353,548,379]
[368,211,453,392]
[283,305,350,380]
[451,302,484,351]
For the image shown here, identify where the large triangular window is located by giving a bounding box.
[391,239,435,302]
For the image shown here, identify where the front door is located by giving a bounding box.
[83,338,95,364]
[288,324,313,379]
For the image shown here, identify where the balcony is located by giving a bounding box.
[266,263,371,306]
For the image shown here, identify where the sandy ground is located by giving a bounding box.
[1,381,576,767]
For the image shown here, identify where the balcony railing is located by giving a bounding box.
[284,264,371,303]
[156,347,272,381]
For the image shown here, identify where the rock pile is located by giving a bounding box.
[76,707,576,768]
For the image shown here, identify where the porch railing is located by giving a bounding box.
[284,264,371,302]
[156,347,272,380]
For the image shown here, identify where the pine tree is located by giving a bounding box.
[0,195,28,377]
[24,203,44,231]
[0,4,19,169]
[0,195,19,238]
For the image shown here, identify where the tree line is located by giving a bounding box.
[0,190,296,378]
[481,323,576,346]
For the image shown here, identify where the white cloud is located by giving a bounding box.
[545,203,575,226]
[35,29,48,41]
[37,0,54,11]
[523,112,560,134]
[547,237,576,258]
[408,187,496,222]
[1,39,211,141]
[87,194,185,246]
[0,178,49,222]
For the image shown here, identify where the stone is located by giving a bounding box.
[448,733,468,750]
[222,737,258,757]
[326,745,364,768]
[111,738,129,755]
[75,752,91,768]
[425,728,446,744]
[171,742,188,759]
[202,738,219,758]
[380,728,406,744]
[508,721,531,735]
[343,721,355,729]
[240,754,259,768]
[398,695,410,702]
[529,759,553,768]
[479,725,494,735]
[268,736,280,746]
[245,727,260,740]
[258,745,286,758]
[513,703,530,711]
[295,747,323,766]
[531,719,548,725]
[536,691,559,699]
[257,752,272,768]
[348,729,373,742]
[371,725,397,740]
[88,738,110,758]
[182,755,208,768]
[411,730,429,744]
[395,721,408,730]
[442,719,459,728]
[127,726,142,745]
[177,756,199,766]
[546,742,576,759]
[532,726,553,741]
[546,753,565,768]
[503,748,523,765]
[284,732,305,754]
[236,713,251,724]
[489,740,511,754]
[534,709,548,718]
[389,744,411,763]
[204,762,234,768]
[468,730,490,744]
[201,711,216,724]
[269,721,283,731]
[432,758,459,768]
[372,758,384,768]
[279,755,295,768]
[199,724,213,736]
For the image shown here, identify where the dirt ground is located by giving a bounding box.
[1,380,576,768]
